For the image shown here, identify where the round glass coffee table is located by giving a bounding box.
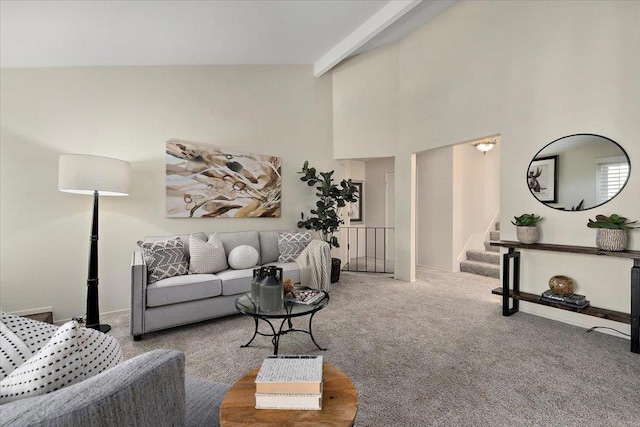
[235,292,329,355]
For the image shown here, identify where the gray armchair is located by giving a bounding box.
[1,349,230,427]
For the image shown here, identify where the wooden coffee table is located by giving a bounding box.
[219,362,358,426]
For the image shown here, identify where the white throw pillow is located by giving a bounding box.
[278,231,311,262]
[228,245,259,270]
[189,233,228,274]
[0,320,123,404]
[0,309,57,353]
[0,321,32,381]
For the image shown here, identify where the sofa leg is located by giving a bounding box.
[133,334,143,341]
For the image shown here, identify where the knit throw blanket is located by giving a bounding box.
[295,239,331,292]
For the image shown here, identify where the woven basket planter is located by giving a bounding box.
[595,228,627,251]
[516,226,539,244]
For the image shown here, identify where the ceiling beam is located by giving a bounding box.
[313,0,422,77]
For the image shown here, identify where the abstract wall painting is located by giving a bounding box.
[166,139,281,218]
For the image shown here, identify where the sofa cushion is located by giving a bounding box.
[138,237,189,284]
[214,231,261,265]
[189,233,228,274]
[0,320,123,404]
[277,231,311,262]
[215,269,253,296]
[262,262,301,284]
[147,274,222,308]
[227,245,259,270]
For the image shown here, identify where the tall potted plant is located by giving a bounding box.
[587,214,638,251]
[297,161,359,283]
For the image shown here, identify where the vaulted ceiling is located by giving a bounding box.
[0,0,455,76]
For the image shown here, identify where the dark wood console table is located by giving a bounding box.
[490,240,639,354]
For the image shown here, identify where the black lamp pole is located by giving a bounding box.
[86,190,110,333]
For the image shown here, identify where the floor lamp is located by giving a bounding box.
[58,154,130,333]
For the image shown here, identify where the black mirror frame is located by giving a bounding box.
[527,133,631,211]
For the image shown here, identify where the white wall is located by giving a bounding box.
[363,157,395,260]
[333,44,398,160]
[415,141,500,271]
[332,0,639,333]
[0,65,334,322]
[416,146,453,270]
[452,140,500,268]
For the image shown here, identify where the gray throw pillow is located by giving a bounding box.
[138,237,189,284]
[278,231,311,262]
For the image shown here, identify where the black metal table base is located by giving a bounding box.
[240,310,326,355]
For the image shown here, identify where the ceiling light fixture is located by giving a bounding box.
[472,138,497,154]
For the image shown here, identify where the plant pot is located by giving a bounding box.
[595,228,627,251]
[330,258,341,283]
[516,226,539,244]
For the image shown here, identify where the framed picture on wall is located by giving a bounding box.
[528,155,558,203]
[349,181,363,222]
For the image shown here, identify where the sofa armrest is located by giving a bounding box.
[130,251,147,337]
[1,349,186,427]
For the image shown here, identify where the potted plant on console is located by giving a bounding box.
[297,161,359,283]
[587,214,638,251]
[512,213,543,244]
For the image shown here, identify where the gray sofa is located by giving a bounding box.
[1,349,230,427]
[131,230,330,340]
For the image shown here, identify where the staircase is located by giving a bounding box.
[460,222,500,278]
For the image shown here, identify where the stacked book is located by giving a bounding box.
[255,355,323,410]
[541,289,590,309]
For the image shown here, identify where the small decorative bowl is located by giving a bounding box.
[549,275,575,296]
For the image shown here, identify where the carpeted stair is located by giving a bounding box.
[460,222,500,278]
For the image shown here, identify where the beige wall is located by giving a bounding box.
[332,0,639,333]
[0,65,334,322]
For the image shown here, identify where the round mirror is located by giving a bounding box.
[527,134,630,211]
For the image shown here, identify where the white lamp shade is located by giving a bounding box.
[59,154,130,196]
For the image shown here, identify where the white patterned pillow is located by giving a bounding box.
[278,231,311,262]
[0,309,57,353]
[138,237,189,284]
[77,325,124,378]
[189,233,228,274]
[0,320,123,403]
[0,321,32,380]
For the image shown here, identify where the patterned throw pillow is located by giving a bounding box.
[278,231,311,262]
[0,321,32,381]
[189,233,228,274]
[0,320,124,404]
[138,237,189,284]
[0,309,57,353]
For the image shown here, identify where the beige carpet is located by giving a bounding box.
[105,268,640,426]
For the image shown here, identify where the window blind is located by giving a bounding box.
[597,161,629,203]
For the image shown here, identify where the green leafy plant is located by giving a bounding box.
[587,214,639,230]
[511,213,543,227]
[297,161,359,248]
